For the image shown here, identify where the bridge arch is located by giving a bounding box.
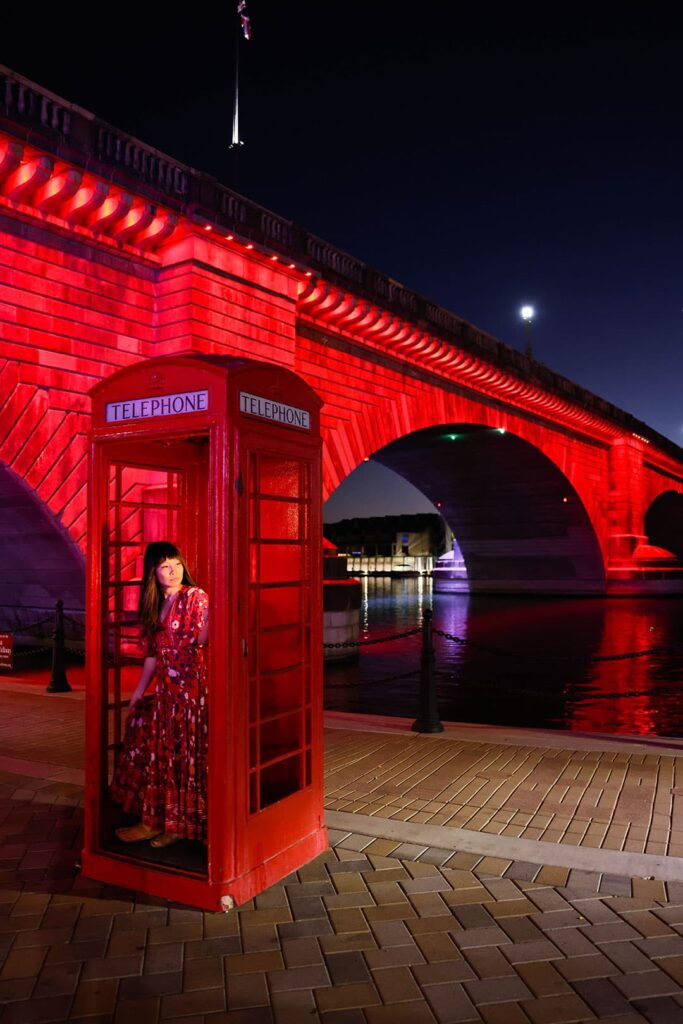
[327,416,606,593]
[0,461,85,633]
[645,490,683,564]
[323,389,610,591]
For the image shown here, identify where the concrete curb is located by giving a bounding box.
[326,809,683,881]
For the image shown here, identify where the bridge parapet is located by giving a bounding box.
[96,127,190,198]
[298,280,683,485]
[2,71,72,137]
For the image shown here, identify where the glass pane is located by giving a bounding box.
[260,755,302,808]
[259,666,304,718]
[250,586,303,631]
[249,493,257,538]
[249,773,259,814]
[258,625,303,673]
[256,544,304,584]
[260,711,301,763]
[258,499,302,541]
[256,456,302,498]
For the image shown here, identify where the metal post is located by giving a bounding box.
[412,608,443,733]
[46,599,72,693]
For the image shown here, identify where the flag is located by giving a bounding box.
[238,0,252,40]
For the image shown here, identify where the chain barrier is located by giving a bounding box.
[12,645,52,658]
[325,613,682,728]
[63,613,85,632]
[9,608,84,644]
[14,615,54,636]
[12,639,84,652]
[1,602,84,692]
[452,675,683,703]
[9,641,84,658]
[324,621,679,664]
[17,608,677,665]
[432,627,682,664]
[325,668,419,689]
[6,601,682,712]
[323,626,420,650]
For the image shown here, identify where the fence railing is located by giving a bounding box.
[5,601,682,719]
[3,601,85,693]
[323,608,683,733]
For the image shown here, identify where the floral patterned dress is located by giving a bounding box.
[111,585,209,841]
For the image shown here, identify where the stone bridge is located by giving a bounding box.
[1,64,682,629]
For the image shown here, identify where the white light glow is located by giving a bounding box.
[520,305,535,321]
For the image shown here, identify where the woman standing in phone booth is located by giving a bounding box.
[111,541,209,848]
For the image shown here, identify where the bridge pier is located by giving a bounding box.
[606,439,683,594]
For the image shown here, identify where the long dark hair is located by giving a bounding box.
[138,541,197,638]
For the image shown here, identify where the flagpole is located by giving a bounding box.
[230,10,242,187]
[232,31,240,148]
[230,1,251,188]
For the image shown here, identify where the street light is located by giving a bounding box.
[520,305,534,358]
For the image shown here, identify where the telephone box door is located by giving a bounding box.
[90,435,210,873]
[237,431,322,872]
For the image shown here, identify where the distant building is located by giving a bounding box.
[324,514,450,576]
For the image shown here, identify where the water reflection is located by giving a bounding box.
[324,578,683,736]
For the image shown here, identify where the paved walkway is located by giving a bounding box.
[3,678,683,1021]
[324,714,683,880]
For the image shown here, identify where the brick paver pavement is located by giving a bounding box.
[2,756,683,1022]
[3,681,683,1020]
[325,723,683,860]
[4,686,683,861]
[0,689,84,771]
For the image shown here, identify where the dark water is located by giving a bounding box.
[323,578,683,737]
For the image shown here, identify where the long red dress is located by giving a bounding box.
[111,585,209,841]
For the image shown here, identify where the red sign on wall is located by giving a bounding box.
[0,633,13,672]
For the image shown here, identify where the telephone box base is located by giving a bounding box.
[81,825,329,912]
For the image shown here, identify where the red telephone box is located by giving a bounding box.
[83,355,327,910]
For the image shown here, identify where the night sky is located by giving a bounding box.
[3,6,681,520]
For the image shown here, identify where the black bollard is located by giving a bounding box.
[46,600,72,693]
[412,608,444,733]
